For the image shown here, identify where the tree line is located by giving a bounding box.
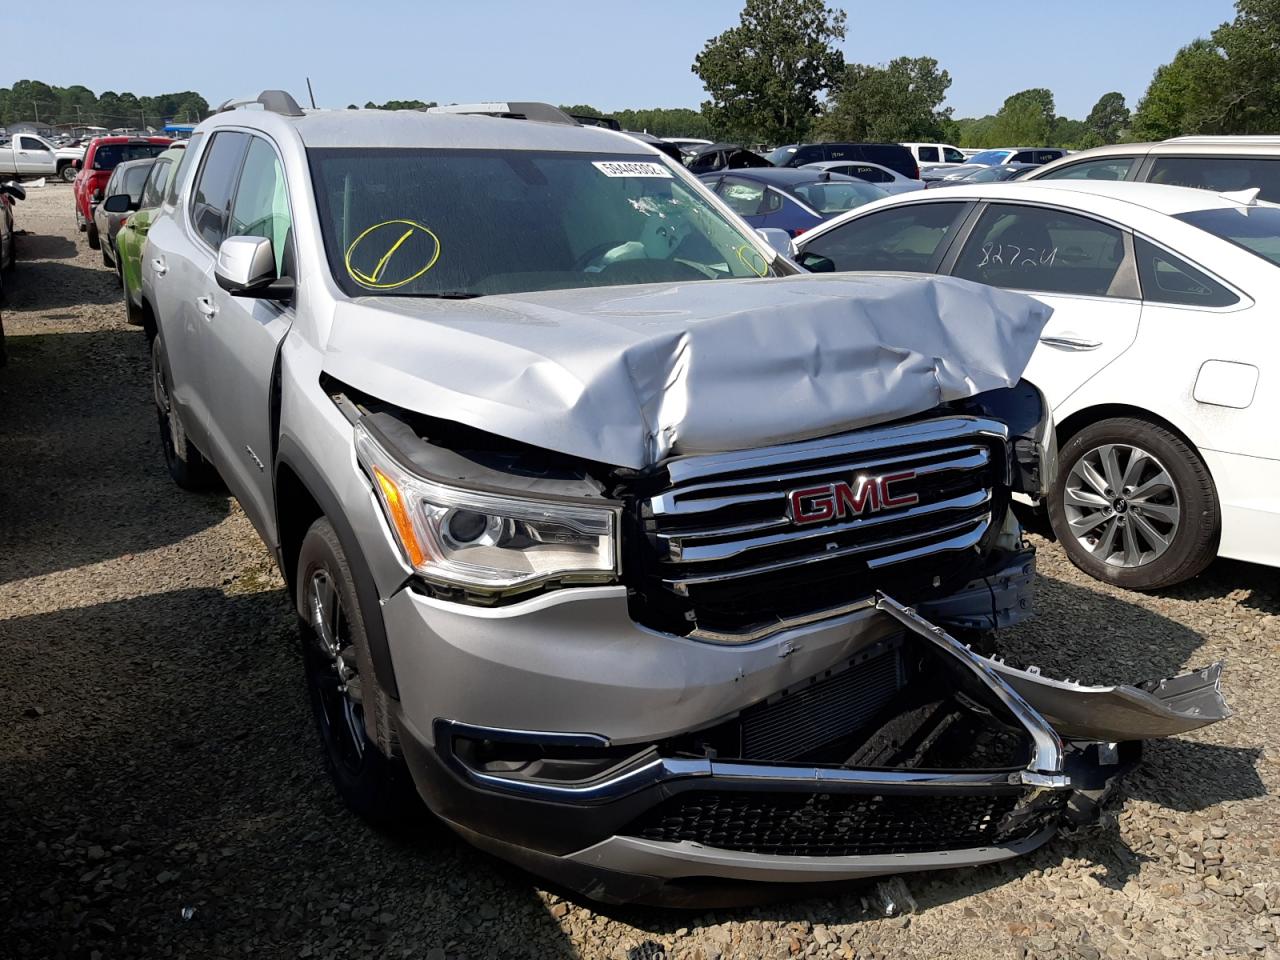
[0,80,208,130]
[690,0,1280,147]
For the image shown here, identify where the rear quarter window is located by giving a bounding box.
[1150,156,1280,203]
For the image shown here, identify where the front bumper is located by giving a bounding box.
[386,575,1228,904]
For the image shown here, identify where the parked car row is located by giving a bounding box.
[97,93,1232,910]
[0,177,25,365]
[72,135,174,248]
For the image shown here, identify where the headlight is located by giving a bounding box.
[354,422,618,595]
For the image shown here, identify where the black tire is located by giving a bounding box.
[151,334,219,490]
[87,224,100,250]
[298,517,419,826]
[59,163,77,184]
[102,242,113,269]
[1048,417,1219,590]
[121,269,144,326]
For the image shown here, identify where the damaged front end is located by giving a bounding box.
[427,592,1228,904]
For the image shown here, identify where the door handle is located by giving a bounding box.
[151,257,167,276]
[195,295,218,319]
[1039,334,1102,351]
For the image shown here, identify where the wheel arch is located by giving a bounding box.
[275,438,400,702]
[1056,403,1210,477]
[138,293,158,341]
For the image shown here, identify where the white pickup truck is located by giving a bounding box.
[0,134,83,182]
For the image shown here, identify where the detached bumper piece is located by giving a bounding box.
[420,592,1229,904]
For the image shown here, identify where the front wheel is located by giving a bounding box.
[59,164,77,184]
[298,517,418,826]
[1047,417,1218,590]
[87,224,100,250]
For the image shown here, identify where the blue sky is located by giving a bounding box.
[15,0,1237,119]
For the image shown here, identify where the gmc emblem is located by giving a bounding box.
[787,472,919,525]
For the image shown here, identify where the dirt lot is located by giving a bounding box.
[1,182,1278,960]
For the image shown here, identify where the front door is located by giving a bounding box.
[201,134,295,547]
[948,201,1141,410]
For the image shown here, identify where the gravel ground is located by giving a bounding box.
[1,182,1278,960]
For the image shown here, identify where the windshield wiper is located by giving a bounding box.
[413,291,483,300]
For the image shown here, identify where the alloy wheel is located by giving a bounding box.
[1062,443,1180,569]
[306,568,367,774]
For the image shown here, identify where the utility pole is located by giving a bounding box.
[33,101,39,123]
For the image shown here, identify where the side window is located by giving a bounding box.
[19,136,50,152]
[797,202,966,273]
[228,137,293,277]
[918,146,940,163]
[141,160,172,208]
[943,147,966,163]
[845,164,892,183]
[122,162,152,201]
[190,132,249,249]
[1011,151,1035,164]
[1037,157,1135,182]
[1134,236,1238,308]
[1149,156,1280,203]
[104,167,123,198]
[793,145,824,165]
[1036,150,1064,164]
[953,204,1127,297]
[716,177,770,216]
[165,134,204,206]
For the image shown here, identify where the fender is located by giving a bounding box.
[276,432,400,700]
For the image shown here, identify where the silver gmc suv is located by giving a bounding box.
[139,92,1228,906]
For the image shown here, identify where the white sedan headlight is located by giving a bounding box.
[354,422,618,595]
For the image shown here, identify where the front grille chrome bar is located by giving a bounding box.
[665,488,991,564]
[664,514,991,593]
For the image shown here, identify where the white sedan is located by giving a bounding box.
[794,180,1280,590]
[801,160,924,195]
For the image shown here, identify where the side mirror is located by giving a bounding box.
[797,251,836,274]
[0,181,25,202]
[755,227,797,259]
[215,235,294,303]
[72,158,82,169]
[91,190,103,203]
[103,193,135,213]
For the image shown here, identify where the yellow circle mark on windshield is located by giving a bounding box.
[736,244,769,278]
[345,219,441,290]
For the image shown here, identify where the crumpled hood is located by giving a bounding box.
[323,273,1052,470]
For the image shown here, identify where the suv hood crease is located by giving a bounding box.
[323,274,1052,469]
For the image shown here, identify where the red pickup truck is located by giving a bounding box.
[74,136,172,249]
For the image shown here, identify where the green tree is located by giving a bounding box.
[953,115,998,148]
[1209,0,1280,132]
[693,0,846,143]
[990,88,1056,144]
[1084,91,1129,144]
[1131,38,1227,139]
[814,56,952,141]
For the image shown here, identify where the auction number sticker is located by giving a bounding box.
[593,161,673,178]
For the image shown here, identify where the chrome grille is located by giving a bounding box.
[633,416,1009,640]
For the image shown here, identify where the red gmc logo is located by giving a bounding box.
[787,472,919,525]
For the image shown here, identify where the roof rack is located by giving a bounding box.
[425,102,578,125]
[215,90,305,118]
[1164,134,1280,144]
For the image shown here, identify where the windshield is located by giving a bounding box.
[91,142,168,171]
[1176,206,1280,268]
[790,180,887,214]
[767,145,798,166]
[970,150,1013,166]
[309,148,780,297]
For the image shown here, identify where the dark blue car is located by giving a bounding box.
[699,167,887,236]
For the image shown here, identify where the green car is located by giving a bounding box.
[116,145,189,325]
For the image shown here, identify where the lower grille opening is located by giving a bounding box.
[627,790,1051,857]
